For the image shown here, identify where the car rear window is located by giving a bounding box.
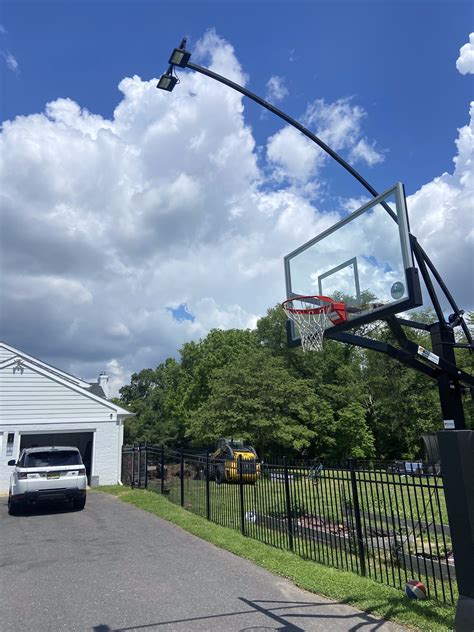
[24,451,82,467]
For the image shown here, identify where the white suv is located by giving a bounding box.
[8,446,87,515]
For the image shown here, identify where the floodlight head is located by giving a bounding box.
[168,47,191,68]
[157,72,178,92]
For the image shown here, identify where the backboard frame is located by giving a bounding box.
[284,183,423,346]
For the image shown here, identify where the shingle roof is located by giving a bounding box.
[87,383,107,399]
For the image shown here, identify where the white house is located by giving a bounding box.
[0,341,134,492]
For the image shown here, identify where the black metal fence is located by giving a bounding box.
[122,445,456,605]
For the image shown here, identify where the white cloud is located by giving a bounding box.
[4,274,93,304]
[305,98,385,165]
[0,30,471,396]
[267,127,323,183]
[405,45,474,312]
[305,98,366,149]
[0,31,331,391]
[408,101,474,310]
[45,98,113,137]
[340,196,371,214]
[194,29,247,86]
[0,25,7,36]
[105,359,129,399]
[456,33,474,75]
[2,50,18,72]
[350,138,384,166]
[265,76,289,103]
[266,97,384,186]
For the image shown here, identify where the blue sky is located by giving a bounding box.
[1,1,473,392]
[2,0,472,197]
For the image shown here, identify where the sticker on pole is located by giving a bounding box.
[417,346,440,365]
[443,420,455,430]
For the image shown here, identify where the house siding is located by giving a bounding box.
[0,366,113,423]
[0,347,12,362]
[0,344,131,493]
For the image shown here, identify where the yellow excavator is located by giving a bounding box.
[210,439,260,484]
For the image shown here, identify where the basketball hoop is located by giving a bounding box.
[281,295,347,352]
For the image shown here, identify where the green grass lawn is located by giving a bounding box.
[95,485,455,632]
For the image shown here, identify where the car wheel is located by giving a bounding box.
[8,492,21,516]
[73,496,86,511]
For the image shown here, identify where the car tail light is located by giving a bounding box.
[65,468,86,477]
[18,472,27,480]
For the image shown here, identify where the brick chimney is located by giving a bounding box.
[98,371,109,399]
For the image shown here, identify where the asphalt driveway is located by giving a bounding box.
[0,492,407,632]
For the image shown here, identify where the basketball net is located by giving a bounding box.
[282,296,346,352]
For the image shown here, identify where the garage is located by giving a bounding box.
[0,341,134,492]
[20,432,94,483]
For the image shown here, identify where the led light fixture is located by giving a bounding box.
[157,73,178,92]
[168,47,191,68]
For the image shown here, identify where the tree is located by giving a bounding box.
[120,358,188,446]
[179,328,258,410]
[362,314,441,458]
[186,346,336,458]
[118,301,470,459]
[333,402,375,460]
[256,304,366,398]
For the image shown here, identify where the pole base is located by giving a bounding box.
[455,595,474,631]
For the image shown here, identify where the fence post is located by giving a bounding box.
[180,448,184,507]
[131,444,136,488]
[205,449,210,521]
[144,442,148,489]
[160,445,165,495]
[349,458,366,577]
[283,456,294,551]
[238,455,246,536]
[137,444,142,488]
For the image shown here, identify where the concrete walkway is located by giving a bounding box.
[0,492,408,631]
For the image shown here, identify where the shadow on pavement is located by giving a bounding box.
[91,596,395,632]
[5,500,80,517]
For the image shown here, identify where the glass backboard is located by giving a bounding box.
[284,183,422,344]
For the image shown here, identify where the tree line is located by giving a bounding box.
[118,307,473,460]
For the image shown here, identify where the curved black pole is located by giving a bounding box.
[164,47,471,343]
[186,61,394,217]
[185,61,473,339]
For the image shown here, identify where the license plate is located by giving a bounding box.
[47,472,61,479]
